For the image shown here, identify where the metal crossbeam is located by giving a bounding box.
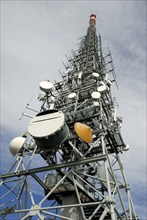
[1,154,106,179]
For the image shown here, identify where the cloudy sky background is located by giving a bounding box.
[1,1,146,219]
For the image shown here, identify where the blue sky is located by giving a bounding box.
[1,1,146,219]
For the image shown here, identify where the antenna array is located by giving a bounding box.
[0,14,138,220]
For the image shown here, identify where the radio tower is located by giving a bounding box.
[0,14,138,220]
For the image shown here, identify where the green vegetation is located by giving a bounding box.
[0,205,16,219]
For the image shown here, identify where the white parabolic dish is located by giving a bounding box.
[9,137,25,156]
[93,101,99,106]
[68,92,77,99]
[91,91,101,99]
[40,81,53,92]
[28,111,64,138]
[92,72,99,78]
[97,82,107,92]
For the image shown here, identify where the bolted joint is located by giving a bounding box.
[29,205,41,216]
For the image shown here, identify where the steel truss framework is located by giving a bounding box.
[0,15,138,220]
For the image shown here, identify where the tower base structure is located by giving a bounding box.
[61,194,82,220]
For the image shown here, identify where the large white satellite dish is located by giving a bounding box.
[28,110,69,148]
[40,81,54,92]
[91,91,101,99]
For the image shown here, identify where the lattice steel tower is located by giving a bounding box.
[0,14,138,220]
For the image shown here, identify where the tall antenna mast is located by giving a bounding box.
[0,14,138,220]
